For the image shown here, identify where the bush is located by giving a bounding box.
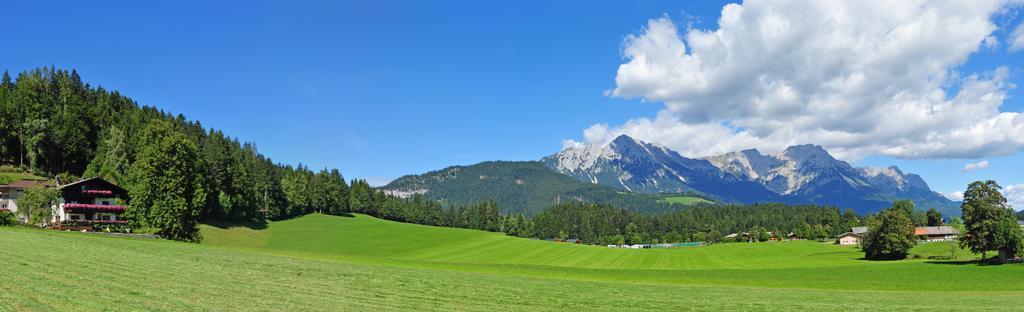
[0,210,16,226]
[59,220,133,233]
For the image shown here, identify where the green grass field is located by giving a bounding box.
[3,213,1023,311]
[656,195,713,205]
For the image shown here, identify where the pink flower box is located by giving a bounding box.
[64,203,126,212]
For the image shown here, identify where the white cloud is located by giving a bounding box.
[945,191,965,201]
[1010,22,1024,52]
[578,0,1024,160]
[1005,183,1024,210]
[963,160,990,172]
[984,35,1000,49]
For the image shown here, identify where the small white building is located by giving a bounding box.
[837,232,863,245]
[0,179,54,223]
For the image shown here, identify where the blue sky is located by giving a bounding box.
[3,1,1023,206]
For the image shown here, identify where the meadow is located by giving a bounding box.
[656,195,713,205]
[2,213,1023,311]
[0,171,47,185]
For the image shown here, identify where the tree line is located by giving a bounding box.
[517,202,865,245]
[0,67,383,240]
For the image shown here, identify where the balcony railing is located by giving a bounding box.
[61,220,128,225]
[82,189,114,196]
[64,203,126,212]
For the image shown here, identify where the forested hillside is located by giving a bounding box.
[381,161,707,215]
[0,67,564,240]
[0,67,373,239]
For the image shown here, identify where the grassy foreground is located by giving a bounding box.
[2,214,1023,311]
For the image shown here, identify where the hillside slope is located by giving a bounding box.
[381,161,700,215]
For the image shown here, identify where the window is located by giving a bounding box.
[101,200,111,205]
[98,214,112,221]
[69,214,82,220]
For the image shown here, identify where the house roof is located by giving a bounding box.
[837,232,862,238]
[58,177,128,195]
[914,226,959,236]
[851,226,868,235]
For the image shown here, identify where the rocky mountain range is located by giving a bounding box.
[544,135,958,214]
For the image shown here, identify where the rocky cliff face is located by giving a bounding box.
[546,135,958,214]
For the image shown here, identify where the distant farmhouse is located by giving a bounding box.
[914,226,959,242]
[836,227,868,245]
[0,179,55,223]
[837,232,862,245]
[0,177,128,229]
[836,226,960,245]
[835,226,868,245]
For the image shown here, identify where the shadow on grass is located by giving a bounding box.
[330,212,356,218]
[923,259,979,265]
[923,258,1023,266]
[203,212,357,230]
[203,219,269,230]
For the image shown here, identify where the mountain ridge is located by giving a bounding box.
[548,135,958,215]
[384,135,958,216]
[381,160,701,215]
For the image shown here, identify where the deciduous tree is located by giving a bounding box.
[959,180,1024,262]
[862,204,917,260]
[17,186,59,225]
[125,121,206,242]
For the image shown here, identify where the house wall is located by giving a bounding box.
[52,198,123,223]
[2,189,27,222]
[921,234,957,242]
[52,200,65,223]
[838,236,860,245]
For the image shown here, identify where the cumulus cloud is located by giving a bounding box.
[963,160,990,172]
[945,191,965,201]
[574,0,1024,160]
[1011,22,1024,52]
[1005,184,1024,210]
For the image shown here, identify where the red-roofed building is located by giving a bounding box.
[914,226,959,242]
